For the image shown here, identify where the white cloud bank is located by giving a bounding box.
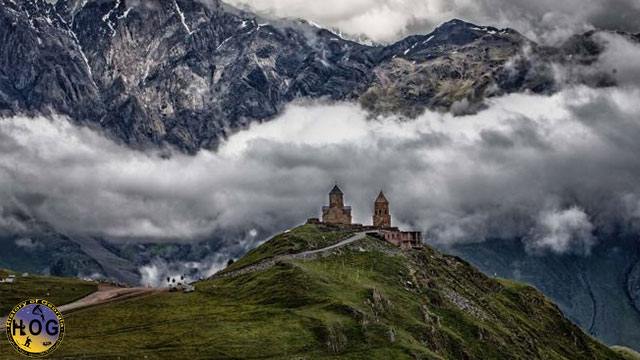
[139,256,229,287]
[1,34,639,257]
[224,0,640,43]
[1,82,640,255]
[527,207,596,255]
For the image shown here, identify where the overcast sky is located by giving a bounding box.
[224,0,640,44]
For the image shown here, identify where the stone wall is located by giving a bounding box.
[322,206,352,225]
[381,230,423,250]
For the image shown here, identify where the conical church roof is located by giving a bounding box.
[330,185,343,195]
[375,191,388,203]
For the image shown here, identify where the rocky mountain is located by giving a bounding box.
[0,225,625,359]
[0,0,615,152]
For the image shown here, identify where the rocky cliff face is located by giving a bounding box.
[0,0,614,152]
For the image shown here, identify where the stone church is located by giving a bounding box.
[322,185,352,225]
[311,185,422,250]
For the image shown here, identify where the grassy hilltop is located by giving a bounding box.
[613,346,640,360]
[0,269,97,315]
[0,225,625,359]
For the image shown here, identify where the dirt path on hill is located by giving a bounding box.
[58,284,166,314]
[213,232,370,279]
[2,285,166,332]
[297,232,368,257]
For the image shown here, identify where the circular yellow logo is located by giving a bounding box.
[5,299,65,358]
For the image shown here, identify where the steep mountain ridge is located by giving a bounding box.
[447,236,640,351]
[0,0,615,152]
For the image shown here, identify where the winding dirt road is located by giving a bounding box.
[58,284,166,314]
[296,232,368,257]
[2,285,166,332]
[214,231,370,279]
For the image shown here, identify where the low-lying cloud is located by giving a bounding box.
[527,207,596,256]
[224,0,640,44]
[1,84,640,255]
[139,255,230,287]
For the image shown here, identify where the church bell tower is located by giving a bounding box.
[373,191,391,228]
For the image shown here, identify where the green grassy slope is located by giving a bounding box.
[0,270,97,315]
[0,226,622,359]
[225,224,354,272]
[613,346,640,360]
